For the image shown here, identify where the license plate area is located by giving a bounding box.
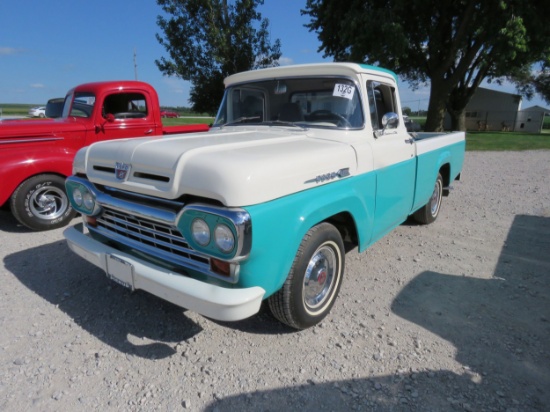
[106,254,134,290]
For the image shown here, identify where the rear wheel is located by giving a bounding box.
[268,223,345,329]
[413,173,443,224]
[10,174,76,231]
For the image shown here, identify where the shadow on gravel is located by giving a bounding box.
[4,240,203,359]
[389,215,550,409]
[0,209,33,233]
[205,214,550,411]
[208,303,298,335]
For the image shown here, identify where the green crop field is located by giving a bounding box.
[0,103,40,116]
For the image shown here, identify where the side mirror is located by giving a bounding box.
[381,112,399,129]
[95,113,116,134]
[374,112,399,139]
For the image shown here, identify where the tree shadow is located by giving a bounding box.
[391,214,550,407]
[204,214,550,410]
[4,240,203,359]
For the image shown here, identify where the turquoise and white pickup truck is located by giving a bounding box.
[63,63,465,329]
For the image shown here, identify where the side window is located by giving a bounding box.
[68,92,95,118]
[367,81,397,130]
[103,92,148,119]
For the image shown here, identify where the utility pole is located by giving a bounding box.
[134,48,138,80]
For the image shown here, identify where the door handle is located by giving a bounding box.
[144,129,153,135]
[404,138,414,144]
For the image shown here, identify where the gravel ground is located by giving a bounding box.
[1,151,549,412]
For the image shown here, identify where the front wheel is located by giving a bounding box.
[413,173,443,224]
[10,174,76,231]
[268,223,345,329]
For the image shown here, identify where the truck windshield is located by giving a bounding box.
[61,92,95,118]
[213,77,364,130]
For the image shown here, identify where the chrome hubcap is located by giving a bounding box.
[303,243,338,313]
[430,180,442,217]
[29,186,68,220]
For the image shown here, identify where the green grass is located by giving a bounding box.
[162,117,214,126]
[465,131,550,151]
[0,104,39,115]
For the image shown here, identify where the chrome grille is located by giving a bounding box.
[94,206,209,268]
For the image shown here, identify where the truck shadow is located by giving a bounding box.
[204,214,550,410]
[0,209,33,233]
[4,240,203,359]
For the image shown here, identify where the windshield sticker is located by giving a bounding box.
[333,84,355,100]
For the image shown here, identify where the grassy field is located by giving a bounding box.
[465,131,550,151]
[0,103,39,115]
[162,117,214,126]
[408,115,550,150]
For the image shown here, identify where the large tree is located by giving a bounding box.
[156,0,281,114]
[303,0,550,131]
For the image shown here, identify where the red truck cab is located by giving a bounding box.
[0,80,208,231]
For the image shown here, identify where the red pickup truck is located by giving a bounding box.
[0,80,209,231]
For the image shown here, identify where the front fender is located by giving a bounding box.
[0,148,76,205]
[240,172,376,297]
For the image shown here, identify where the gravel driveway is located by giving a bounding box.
[1,151,549,411]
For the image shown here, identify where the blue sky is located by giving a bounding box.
[1,0,546,111]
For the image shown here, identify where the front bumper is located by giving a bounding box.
[63,223,265,322]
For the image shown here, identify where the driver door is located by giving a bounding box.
[98,92,159,141]
[365,78,416,242]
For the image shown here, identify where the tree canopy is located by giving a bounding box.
[156,0,281,114]
[303,0,550,131]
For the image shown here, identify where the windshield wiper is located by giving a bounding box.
[263,120,307,130]
[222,116,261,127]
[220,118,307,130]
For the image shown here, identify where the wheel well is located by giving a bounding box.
[439,163,451,187]
[325,212,358,251]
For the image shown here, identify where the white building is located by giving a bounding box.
[445,87,548,133]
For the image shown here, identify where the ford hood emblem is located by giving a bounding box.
[115,162,131,180]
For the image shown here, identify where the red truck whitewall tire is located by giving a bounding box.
[268,222,345,329]
[10,174,77,231]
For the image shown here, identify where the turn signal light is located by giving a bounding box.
[210,258,230,277]
[85,216,97,227]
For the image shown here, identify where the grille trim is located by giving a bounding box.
[92,206,211,273]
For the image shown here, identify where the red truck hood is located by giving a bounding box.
[0,118,86,140]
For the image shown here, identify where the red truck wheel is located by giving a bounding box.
[10,175,77,231]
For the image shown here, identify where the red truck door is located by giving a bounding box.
[97,91,160,141]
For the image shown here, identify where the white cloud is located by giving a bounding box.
[0,47,23,55]
[278,56,294,66]
[30,83,45,89]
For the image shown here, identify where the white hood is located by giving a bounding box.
[84,127,357,206]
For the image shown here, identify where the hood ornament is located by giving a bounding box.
[115,162,131,180]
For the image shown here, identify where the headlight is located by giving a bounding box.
[65,177,102,216]
[192,218,210,246]
[215,224,235,253]
[83,192,95,210]
[73,188,83,206]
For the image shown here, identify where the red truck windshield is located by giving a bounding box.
[62,92,95,118]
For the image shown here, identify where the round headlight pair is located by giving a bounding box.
[72,187,95,211]
[191,218,235,253]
